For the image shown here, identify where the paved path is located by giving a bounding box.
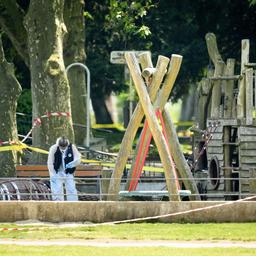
[1,239,256,248]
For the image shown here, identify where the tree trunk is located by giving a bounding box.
[64,0,87,145]
[24,0,74,162]
[0,0,29,66]
[91,95,113,124]
[0,36,22,176]
[180,90,197,121]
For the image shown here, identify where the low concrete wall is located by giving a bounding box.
[0,201,256,223]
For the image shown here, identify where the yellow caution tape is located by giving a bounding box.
[26,146,49,154]
[177,131,193,137]
[92,121,193,130]
[0,144,27,152]
[77,160,165,172]
[0,142,164,173]
[140,165,164,172]
[81,158,101,164]
[174,121,194,126]
[92,123,125,131]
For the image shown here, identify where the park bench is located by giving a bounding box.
[16,164,102,177]
[15,164,104,200]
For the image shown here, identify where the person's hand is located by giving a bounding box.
[66,161,75,169]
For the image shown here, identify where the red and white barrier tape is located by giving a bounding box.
[0,140,18,146]
[21,112,71,143]
[1,227,46,231]
[0,112,71,146]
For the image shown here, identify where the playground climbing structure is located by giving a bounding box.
[107,52,199,201]
[193,33,256,200]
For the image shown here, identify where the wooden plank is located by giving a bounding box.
[240,150,256,156]
[211,61,225,118]
[245,68,254,125]
[205,33,223,66]
[249,169,256,193]
[239,164,255,170]
[207,154,224,162]
[239,136,256,142]
[16,170,102,177]
[210,133,223,140]
[16,165,48,171]
[240,171,251,178]
[237,39,250,118]
[207,147,223,154]
[240,180,249,186]
[221,119,238,126]
[254,70,256,115]
[245,62,256,67]
[206,152,223,158]
[240,142,256,150]
[240,156,256,164]
[16,165,102,171]
[208,140,225,147]
[207,122,223,131]
[110,50,151,64]
[241,183,250,188]
[239,126,256,135]
[224,59,235,118]
[239,168,250,174]
[162,107,200,200]
[209,75,240,81]
[197,79,212,130]
[222,142,239,146]
[16,165,102,177]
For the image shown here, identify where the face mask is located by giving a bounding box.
[59,146,66,154]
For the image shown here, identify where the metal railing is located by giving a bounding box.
[0,175,255,201]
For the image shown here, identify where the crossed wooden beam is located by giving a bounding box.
[107,52,200,201]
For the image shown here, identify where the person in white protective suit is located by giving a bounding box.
[47,136,81,201]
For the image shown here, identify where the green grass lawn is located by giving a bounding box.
[1,222,256,241]
[0,246,256,256]
[1,223,256,255]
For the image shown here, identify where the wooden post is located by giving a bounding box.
[224,59,235,118]
[210,61,225,118]
[205,33,226,119]
[196,78,211,130]
[249,168,256,193]
[205,33,223,66]
[162,105,201,200]
[245,68,253,125]
[124,53,154,191]
[101,168,112,200]
[107,53,169,200]
[125,52,180,201]
[237,39,250,119]
[139,51,153,70]
[126,54,183,191]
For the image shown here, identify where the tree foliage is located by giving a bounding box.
[85,0,256,104]
[84,0,154,100]
[145,0,256,100]
[3,0,256,126]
